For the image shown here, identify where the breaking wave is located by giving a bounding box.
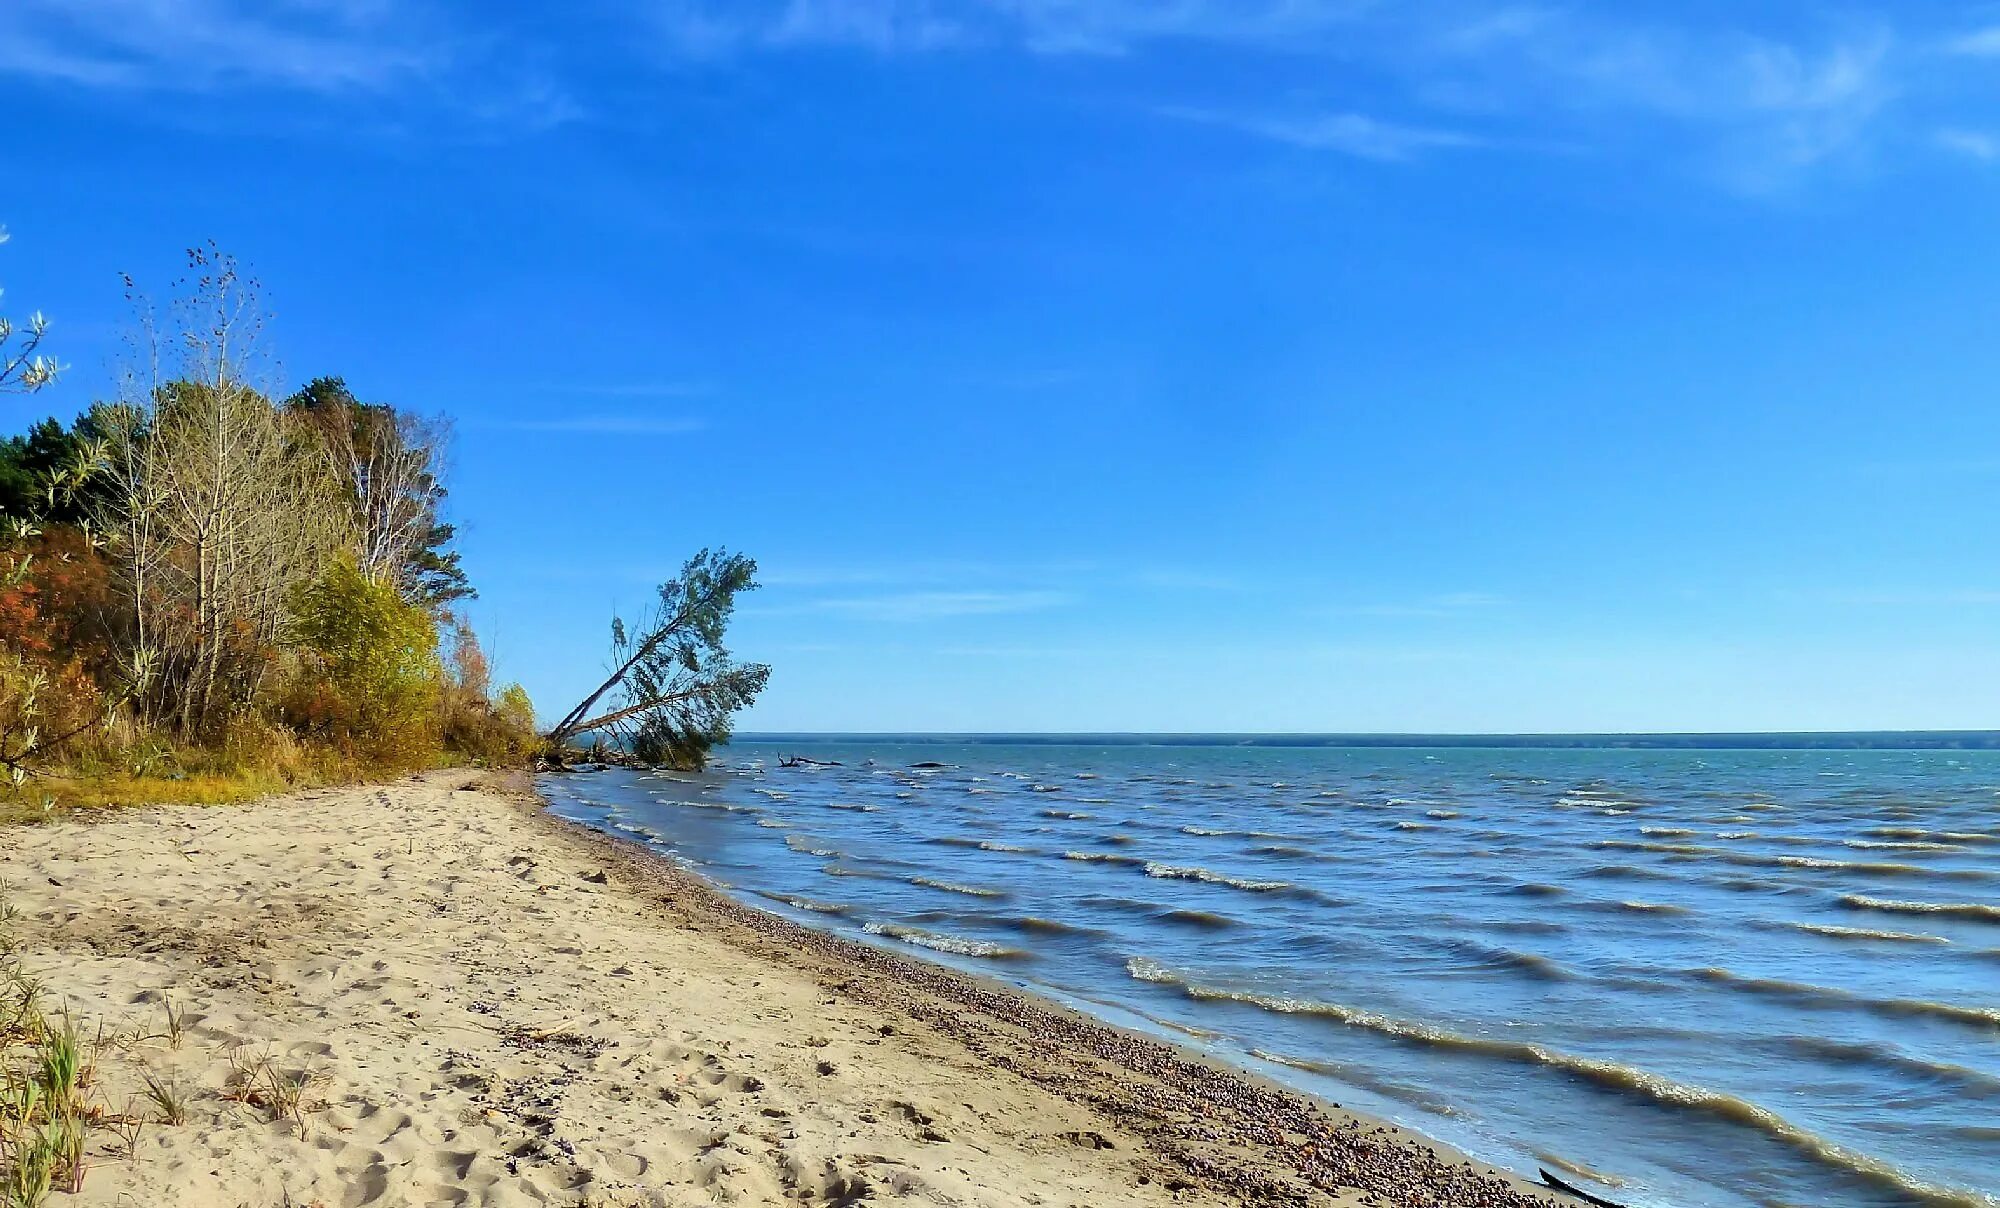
[1840,894,2000,924]
[864,922,1027,960]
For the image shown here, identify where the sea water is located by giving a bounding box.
[539,740,2000,1208]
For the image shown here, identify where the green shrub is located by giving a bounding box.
[283,558,443,770]
[442,680,539,765]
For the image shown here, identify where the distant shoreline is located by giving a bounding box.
[734,730,2000,751]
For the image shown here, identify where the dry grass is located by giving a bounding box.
[0,883,184,1206]
[1,888,90,1208]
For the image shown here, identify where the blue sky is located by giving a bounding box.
[5,1,2000,733]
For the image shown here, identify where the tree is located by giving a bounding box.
[283,376,472,610]
[0,227,60,394]
[546,548,770,769]
[96,247,353,735]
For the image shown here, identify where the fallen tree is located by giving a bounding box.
[544,548,770,770]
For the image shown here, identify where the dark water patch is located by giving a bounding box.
[1003,914,1105,938]
[1481,918,1571,936]
[1249,843,1334,861]
[1592,899,1692,916]
[1433,937,1572,981]
[1158,908,1241,930]
[1580,863,1675,881]
[1505,882,1568,898]
[753,891,852,916]
[1691,967,2000,1031]
[1775,1037,2000,1098]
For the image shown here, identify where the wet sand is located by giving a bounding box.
[0,770,1569,1207]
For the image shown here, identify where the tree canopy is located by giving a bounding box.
[547,548,771,770]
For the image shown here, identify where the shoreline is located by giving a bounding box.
[519,769,1573,1208]
[0,769,1575,1207]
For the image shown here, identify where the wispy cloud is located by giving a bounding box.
[1326,592,1508,619]
[1945,25,2000,57]
[1810,588,2000,608]
[635,2,1928,190]
[787,589,1072,621]
[769,0,968,52]
[1164,106,1484,161]
[484,415,707,435]
[1409,10,1898,190]
[529,380,717,399]
[1936,128,1999,161]
[656,0,1376,57]
[1,0,436,92]
[0,0,575,129]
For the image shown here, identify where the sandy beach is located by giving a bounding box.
[0,771,1569,1208]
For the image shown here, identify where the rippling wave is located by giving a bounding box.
[1840,894,2000,923]
[908,875,1009,899]
[863,922,1027,960]
[1124,958,1990,1206]
[1143,862,1293,893]
[1786,921,1951,945]
[1692,967,2000,1030]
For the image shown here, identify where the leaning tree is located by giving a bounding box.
[546,548,770,770]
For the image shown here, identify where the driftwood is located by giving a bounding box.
[1538,1169,1628,1208]
[778,754,843,768]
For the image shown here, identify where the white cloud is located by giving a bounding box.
[1166,106,1484,161]
[0,0,576,130]
[798,589,1072,621]
[1945,25,2000,57]
[0,0,436,92]
[487,415,707,435]
[1326,592,1508,619]
[635,2,1920,190]
[1937,128,2000,161]
[770,0,967,52]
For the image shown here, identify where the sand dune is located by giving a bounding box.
[0,772,1561,1208]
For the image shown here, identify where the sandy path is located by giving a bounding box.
[0,772,1566,1208]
